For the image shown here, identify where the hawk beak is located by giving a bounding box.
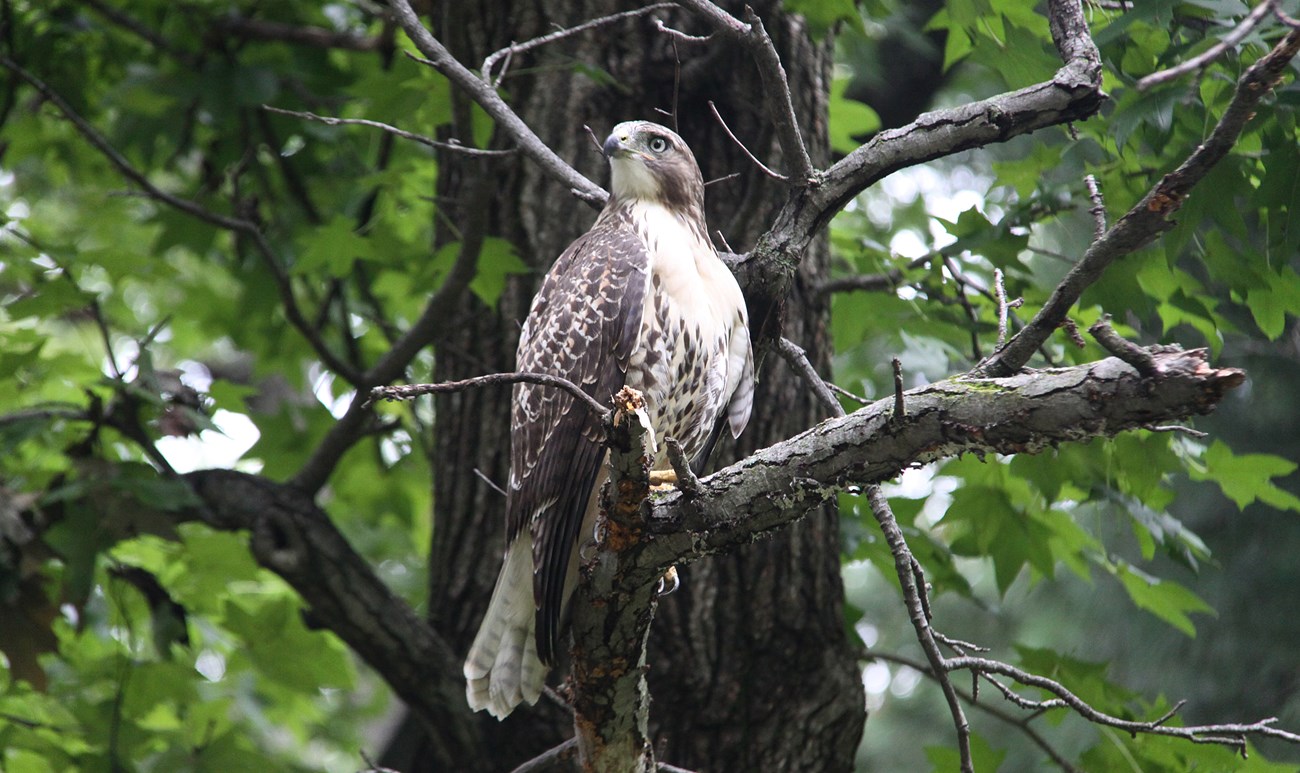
[603,133,630,159]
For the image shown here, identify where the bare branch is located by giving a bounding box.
[508,738,579,773]
[870,651,1082,773]
[262,106,515,156]
[867,486,972,772]
[1088,315,1158,377]
[387,0,607,207]
[215,15,386,52]
[1137,0,1278,91]
[664,437,705,497]
[980,26,1300,377]
[482,4,675,85]
[994,268,1011,348]
[370,371,609,419]
[708,101,790,183]
[641,348,1244,581]
[891,358,905,420]
[774,337,843,418]
[677,0,814,183]
[948,656,1300,750]
[653,18,713,44]
[1084,173,1106,240]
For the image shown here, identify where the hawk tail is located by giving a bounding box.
[463,535,546,719]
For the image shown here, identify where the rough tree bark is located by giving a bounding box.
[403,1,862,770]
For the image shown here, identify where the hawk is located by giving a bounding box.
[463,121,755,718]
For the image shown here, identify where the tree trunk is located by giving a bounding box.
[396,3,864,770]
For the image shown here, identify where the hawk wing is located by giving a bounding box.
[508,221,648,665]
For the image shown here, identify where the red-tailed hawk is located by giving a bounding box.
[464,121,754,718]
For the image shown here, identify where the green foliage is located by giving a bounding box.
[840,1,1300,769]
[3,0,1299,771]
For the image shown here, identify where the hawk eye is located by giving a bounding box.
[648,136,668,153]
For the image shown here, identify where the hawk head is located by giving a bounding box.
[603,121,704,214]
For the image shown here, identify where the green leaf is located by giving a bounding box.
[784,0,864,36]
[1111,561,1214,637]
[469,237,530,307]
[1189,440,1300,513]
[828,76,880,155]
[1245,267,1300,340]
[925,731,1006,772]
[293,216,374,277]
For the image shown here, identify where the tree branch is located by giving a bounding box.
[481,3,675,86]
[261,106,516,156]
[181,469,482,763]
[979,26,1300,377]
[677,0,813,183]
[867,487,972,772]
[732,0,1103,323]
[638,347,1242,585]
[570,387,659,773]
[386,0,607,207]
[1137,0,1278,91]
[0,54,366,386]
[369,371,610,420]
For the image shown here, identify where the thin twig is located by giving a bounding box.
[369,371,610,419]
[993,268,1011,349]
[1083,174,1106,241]
[774,337,844,419]
[262,106,514,156]
[481,4,674,86]
[827,381,870,405]
[1143,424,1209,438]
[473,468,507,497]
[1088,315,1159,377]
[1137,0,1277,91]
[0,55,364,386]
[870,650,1083,773]
[678,0,814,183]
[947,655,1300,750]
[653,18,714,44]
[664,437,705,497]
[508,738,580,773]
[708,101,789,182]
[866,487,973,772]
[891,358,905,421]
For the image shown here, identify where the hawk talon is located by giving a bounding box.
[656,565,680,596]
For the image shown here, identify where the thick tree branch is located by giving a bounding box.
[636,347,1242,586]
[556,347,1246,768]
[570,387,659,773]
[732,0,1103,319]
[979,26,1300,377]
